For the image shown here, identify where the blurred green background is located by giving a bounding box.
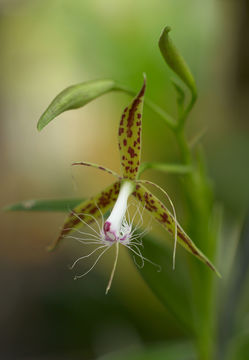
[1,0,249,359]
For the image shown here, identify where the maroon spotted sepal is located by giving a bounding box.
[132,183,220,276]
[118,76,146,180]
[48,182,121,251]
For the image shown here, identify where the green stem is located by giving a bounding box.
[178,93,197,131]
[175,127,216,360]
[175,129,191,164]
[138,162,192,177]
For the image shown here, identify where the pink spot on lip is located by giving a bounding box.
[120,234,128,242]
[127,129,133,137]
[103,221,117,242]
[123,139,127,146]
[137,113,141,119]
[104,221,111,232]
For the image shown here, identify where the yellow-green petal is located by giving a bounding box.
[132,183,220,276]
[48,181,121,251]
[118,76,146,180]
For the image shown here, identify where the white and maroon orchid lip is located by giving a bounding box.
[103,181,134,245]
[65,187,160,294]
[103,221,116,242]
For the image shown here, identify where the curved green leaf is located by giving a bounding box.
[159,26,197,98]
[218,209,249,358]
[37,79,128,131]
[4,198,84,212]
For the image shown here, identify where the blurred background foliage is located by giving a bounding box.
[0,0,249,359]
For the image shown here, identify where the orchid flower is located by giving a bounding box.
[48,76,218,292]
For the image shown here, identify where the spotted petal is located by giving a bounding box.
[48,181,121,251]
[118,76,146,180]
[72,161,120,179]
[132,183,220,275]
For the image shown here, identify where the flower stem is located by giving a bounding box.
[138,162,192,177]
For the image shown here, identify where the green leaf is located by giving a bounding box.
[218,209,249,358]
[98,340,196,360]
[37,79,127,131]
[135,235,194,331]
[4,198,84,212]
[159,26,197,98]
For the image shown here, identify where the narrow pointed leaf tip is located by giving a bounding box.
[159,26,197,97]
[4,198,84,212]
[118,76,146,180]
[37,79,121,131]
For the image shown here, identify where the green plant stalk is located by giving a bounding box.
[138,162,192,176]
[178,93,197,131]
[175,128,218,360]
